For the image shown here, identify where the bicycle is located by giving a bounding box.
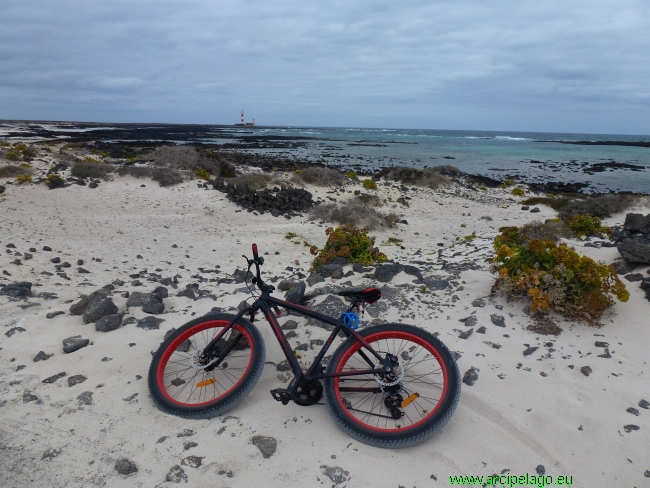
[148,243,461,448]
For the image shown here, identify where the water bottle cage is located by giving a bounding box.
[340,312,360,330]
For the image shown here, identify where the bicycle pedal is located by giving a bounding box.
[270,388,292,405]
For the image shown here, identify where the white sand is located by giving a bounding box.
[1,158,649,487]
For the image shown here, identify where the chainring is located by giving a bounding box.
[292,378,323,406]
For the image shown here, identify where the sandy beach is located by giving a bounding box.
[1,150,649,488]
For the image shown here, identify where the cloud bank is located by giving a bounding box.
[1,0,649,133]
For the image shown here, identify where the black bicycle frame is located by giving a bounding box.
[202,289,391,395]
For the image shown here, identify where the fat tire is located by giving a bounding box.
[148,313,265,420]
[323,323,461,448]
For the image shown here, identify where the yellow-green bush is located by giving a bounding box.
[16,174,32,184]
[500,179,515,188]
[362,179,377,190]
[6,150,20,160]
[492,227,628,322]
[310,224,387,270]
[511,188,525,197]
[562,214,610,237]
[346,170,358,179]
[45,173,66,188]
[194,167,211,180]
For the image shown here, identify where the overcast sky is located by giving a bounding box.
[1,0,649,134]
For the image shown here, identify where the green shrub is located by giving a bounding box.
[122,148,137,160]
[511,188,525,197]
[492,227,629,322]
[195,167,211,180]
[16,174,32,184]
[310,224,388,270]
[562,214,610,237]
[45,173,66,188]
[0,165,32,178]
[291,167,347,186]
[22,147,37,158]
[500,179,515,188]
[0,142,10,147]
[309,199,388,230]
[521,196,569,212]
[91,149,110,157]
[346,170,358,179]
[6,150,21,160]
[71,163,115,180]
[152,168,183,187]
[362,179,377,190]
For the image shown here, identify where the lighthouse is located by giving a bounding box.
[235,110,255,126]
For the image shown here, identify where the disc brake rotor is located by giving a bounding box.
[190,349,218,370]
[374,361,404,394]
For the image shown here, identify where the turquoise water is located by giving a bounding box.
[212,127,650,194]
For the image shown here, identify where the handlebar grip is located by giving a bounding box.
[252,243,259,259]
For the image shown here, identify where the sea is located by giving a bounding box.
[209,127,650,194]
[2,122,649,194]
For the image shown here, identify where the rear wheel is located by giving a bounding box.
[148,313,265,419]
[323,323,460,448]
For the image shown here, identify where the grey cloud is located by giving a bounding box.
[0,0,649,133]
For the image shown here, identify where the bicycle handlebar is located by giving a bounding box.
[252,243,259,259]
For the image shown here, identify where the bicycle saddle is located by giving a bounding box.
[337,287,382,304]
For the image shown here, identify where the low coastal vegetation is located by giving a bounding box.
[71,163,115,180]
[226,173,275,190]
[310,224,388,270]
[15,174,32,184]
[521,193,638,218]
[309,199,397,230]
[362,178,377,190]
[376,165,457,189]
[492,226,629,323]
[291,167,347,187]
[0,164,33,178]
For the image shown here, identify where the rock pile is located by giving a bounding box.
[212,179,313,216]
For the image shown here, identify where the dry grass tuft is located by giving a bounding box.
[309,199,390,230]
[0,165,33,178]
[522,193,639,218]
[145,145,236,178]
[292,167,347,187]
[377,166,456,189]
[71,163,115,180]
[152,168,183,187]
[117,166,153,179]
[518,220,573,243]
[226,173,272,190]
[525,314,563,336]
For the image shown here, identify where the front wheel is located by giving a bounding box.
[323,323,460,448]
[148,313,265,419]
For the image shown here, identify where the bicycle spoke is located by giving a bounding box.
[160,324,253,405]
[333,329,449,432]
